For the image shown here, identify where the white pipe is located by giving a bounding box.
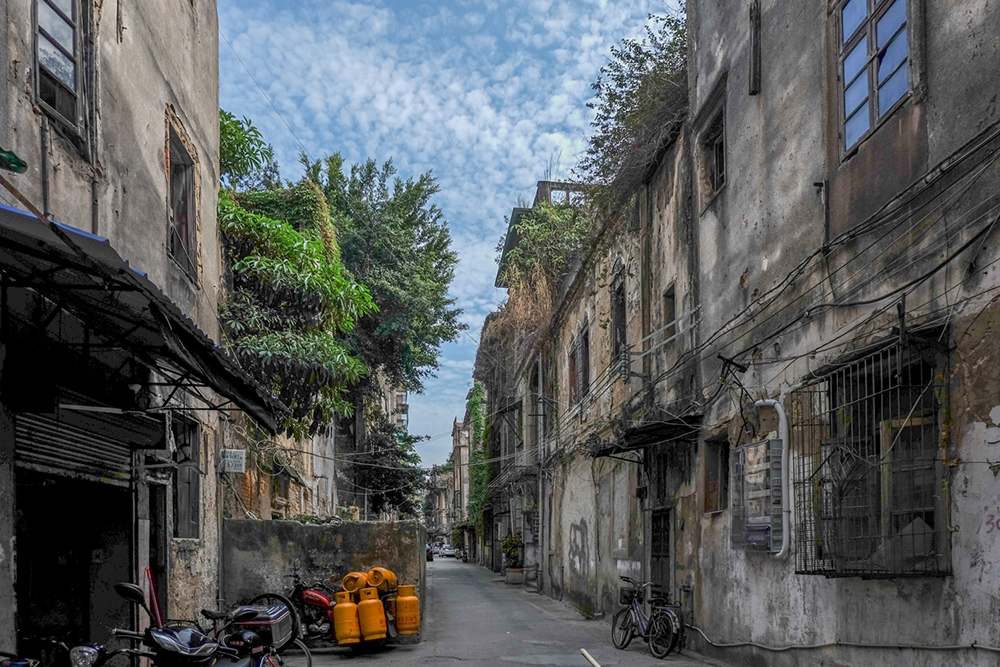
[580,649,602,667]
[754,399,790,559]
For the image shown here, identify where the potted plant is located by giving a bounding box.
[502,532,524,584]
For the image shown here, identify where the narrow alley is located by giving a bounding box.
[329,559,718,667]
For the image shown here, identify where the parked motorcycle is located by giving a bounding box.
[108,582,250,667]
[247,562,335,642]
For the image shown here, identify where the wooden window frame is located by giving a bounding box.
[172,417,201,540]
[167,125,199,282]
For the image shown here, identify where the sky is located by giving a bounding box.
[218,0,672,466]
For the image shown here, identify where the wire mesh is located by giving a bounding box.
[790,335,950,577]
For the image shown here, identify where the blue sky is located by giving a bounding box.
[218,0,671,466]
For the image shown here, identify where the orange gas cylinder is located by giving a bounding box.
[357,587,387,641]
[366,567,398,592]
[339,571,369,593]
[331,591,361,646]
[394,584,420,635]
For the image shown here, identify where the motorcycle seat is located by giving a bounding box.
[201,609,229,621]
[149,627,220,659]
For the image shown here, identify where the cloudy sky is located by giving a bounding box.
[218,0,672,466]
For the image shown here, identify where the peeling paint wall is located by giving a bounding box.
[685,0,1000,665]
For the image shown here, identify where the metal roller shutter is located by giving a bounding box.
[15,413,134,486]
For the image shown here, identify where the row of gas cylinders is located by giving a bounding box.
[330,567,419,645]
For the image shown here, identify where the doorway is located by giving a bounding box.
[650,508,671,595]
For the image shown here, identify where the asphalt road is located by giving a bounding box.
[304,557,724,667]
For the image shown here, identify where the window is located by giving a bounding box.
[172,417,201,539]
[36,0,81,128]
[569,323,591,405]
[611,262,627,365]
[791,336,949,576]
[663,285,677,344]
[168,126,197,278]
[840,0,909,150]
[705,436,729,513]
[701,110,726,198]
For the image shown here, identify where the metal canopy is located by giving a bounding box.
[0,203,285,433]
[592,413,703,458]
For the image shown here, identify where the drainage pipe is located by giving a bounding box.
[753,399,789,559]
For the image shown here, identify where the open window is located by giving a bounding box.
[36,0,82,131]
[569,321,591,405]
[791,335,949,576]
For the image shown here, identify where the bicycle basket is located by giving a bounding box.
[619,587,636,605]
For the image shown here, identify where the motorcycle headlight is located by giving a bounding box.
[69,646,101,667]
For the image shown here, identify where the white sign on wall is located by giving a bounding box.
[221,448,247,474]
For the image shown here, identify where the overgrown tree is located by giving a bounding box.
[218,111,375,436]
[352,419,427,517]
[302,154,466,396]
[577,8,688,205]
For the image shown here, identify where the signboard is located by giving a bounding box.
[221,448,246,473]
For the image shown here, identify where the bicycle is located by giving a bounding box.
[611,576,684,659]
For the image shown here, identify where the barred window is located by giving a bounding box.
[791,336,949,577]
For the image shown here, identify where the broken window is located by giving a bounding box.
[840,0,909,150]
[36,0,82,129]
[791,335,949,576]
[611,262,627,366]
[704,435,729,513]
[701,110,726,199]
[168,126,197,278]
[172,416,201,539]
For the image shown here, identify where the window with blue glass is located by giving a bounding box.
[840,0,909,150]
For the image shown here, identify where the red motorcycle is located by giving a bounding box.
[249,562,337,642]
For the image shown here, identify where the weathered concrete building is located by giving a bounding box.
[0,0,281,648]
[481,1,1000,664]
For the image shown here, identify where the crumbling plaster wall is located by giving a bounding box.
[684,1,1000,665]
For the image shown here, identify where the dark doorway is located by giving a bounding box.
[15,471,132,648]
[650,509,671,594]
[149,483,169,615]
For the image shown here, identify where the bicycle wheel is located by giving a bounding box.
[248,592,302,652]
[648,614,676,659]
[269,639,311,667]
[611,608,634,649]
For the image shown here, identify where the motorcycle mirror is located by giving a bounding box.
[114,583,147,607]
[231,608,258,623]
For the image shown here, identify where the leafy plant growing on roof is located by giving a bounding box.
[218,110,375,437]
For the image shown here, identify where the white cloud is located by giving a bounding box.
[219,0,665,463]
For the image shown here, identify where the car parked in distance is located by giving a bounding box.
[441,544,456,557]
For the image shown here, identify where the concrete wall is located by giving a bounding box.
[222,519,427,619]
[682,1,1000,665]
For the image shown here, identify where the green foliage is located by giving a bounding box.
[465,381,489,532]
[219,185,375,437]
[352,419,427,517]
[498,201,594,286]
[577,9,688,200]
[501,532,523,568]
[302,153,466,393]
[220,109,274,187]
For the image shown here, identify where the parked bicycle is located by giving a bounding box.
[611,576,685,659]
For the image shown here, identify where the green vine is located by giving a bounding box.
[464,381,489,533]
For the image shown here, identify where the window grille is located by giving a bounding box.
[790,336,950,577]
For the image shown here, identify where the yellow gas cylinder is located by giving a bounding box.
[357,587,387,641]
[366,567,398,592]
[331,591,361,646]
[394,584,420,635]
[339,571,369,594]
